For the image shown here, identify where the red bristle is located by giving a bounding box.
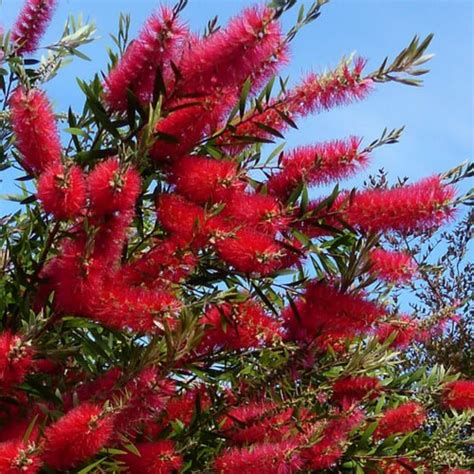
[215,228,295,275]
[169,155,244,204]
[9,87,61,174]
[88,158,141,216]
[0,331,34,392]
[151,92,236,160]
[374,402,426,439]
[218,58,371,150]
[214,440,303,474]
[221,401,293,444]
[376,316,418,349]
[176,6,283,96]
[104,7,186,111]
[221,190,290,234]
[442,380,474,411]
[200,300,282,351]
[42,403,114,469]
[37,163,87,220]
[11,0,57,54]
[0,440,41,474]
[344,176,455,233]
[332,376,380,409]
[268,137,369,198]
[369,248,418,283]
[283,283,386,346]
[119,440,183,474]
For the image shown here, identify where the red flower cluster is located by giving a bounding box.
[332,376,381,409]
[0,440,41,474]
[42,403,114,469]
[216,228,294,275]
[119,440,183,474]
[221,190,290,234]
[369,248,417,283]
[442,380,474,411]
[37,163,86,220]
[9,87,61,174]
[374,402,426,440]
[0,331,34,391]
[376,315,419,349]
[11,0,56,54]
[3,1,467,471]
[284,283,386,347]
[151,93,236,160]
[200,300,282,351]
[214,440,303,474]
[113,368,175,436]
[88,158,141,217]
[163,386,212,427]
[268,137,369,198]
[344,176,455,233]
[220,401,293,444]
[120,237,197,288]
[104,7,186,111]
[219,58,372,147]
[168,155,243,203]
[177,6,283,96]
[301,411,364,470]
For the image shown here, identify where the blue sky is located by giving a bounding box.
[0,0,472,210]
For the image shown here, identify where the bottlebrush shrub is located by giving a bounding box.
[0,0,472,473]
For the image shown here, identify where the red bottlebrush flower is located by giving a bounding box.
[284,283,386,346]
[168,155,244,204]
[120,237,197,288]
[0,440,41,474]
[0,331,34,391]
[221,190,290,234]
[42,403,114,469]
[344,176,455,233]
[200,300,282,351]
[88,158,141,216]
[369,248,417,283]
[221,401,293,444]
[301,411,364,470]
[442,380,474,411]
[215,228,294,275]
[37,163,87,220]
[332,376,381,409]
[103,7,186,111]
[157,193,223,246]
[9,87,61,174]
[119,441,183,474]
[91,209,136,267]
[268,137,369,199]
[292,57,371,116]
[249,40,289,92]
[91,279,180,332]
[113,369,175,436]
[214,440,303,474]
[219,58,371,149]
[376,316,418,349]
[165,386,211,426]
[374,402,426,439]
[176,6,283,96]
[151,93,236,160]
[11,0,57,54]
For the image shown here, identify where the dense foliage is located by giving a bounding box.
[0,0,472,472]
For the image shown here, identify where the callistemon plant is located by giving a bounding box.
[0,0,472,473]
